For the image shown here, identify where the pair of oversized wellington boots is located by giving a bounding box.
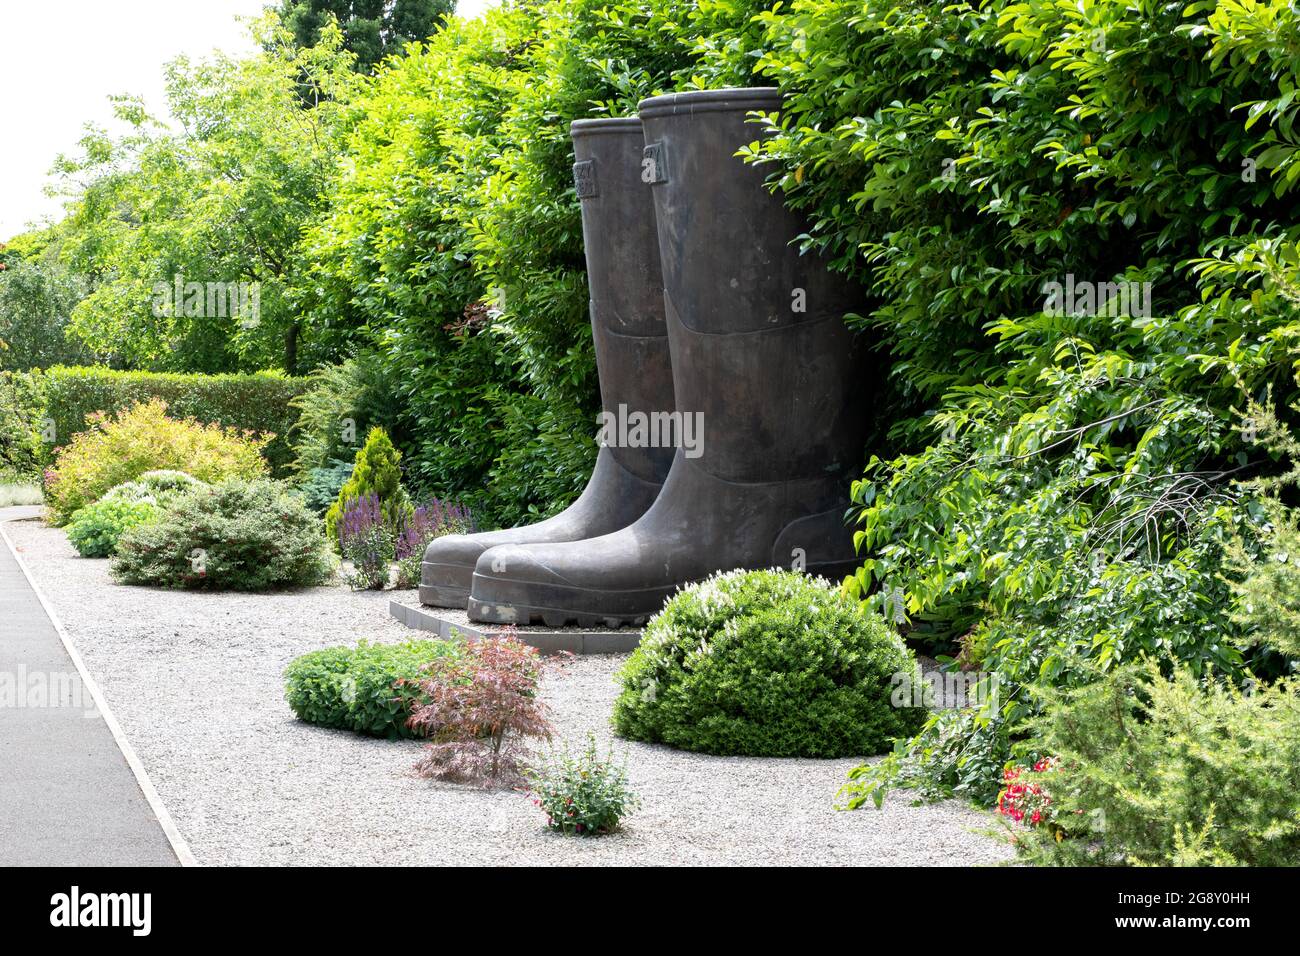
[420,88,870,628]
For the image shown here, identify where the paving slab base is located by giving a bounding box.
[390,600,642,654]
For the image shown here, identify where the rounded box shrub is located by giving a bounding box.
[284,638,461,739]
[65,498,161,558]
[613,569,928,757]
[44,399,267,524]
[111,478,333,591]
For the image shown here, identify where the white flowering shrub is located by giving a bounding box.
[612,569,928,757]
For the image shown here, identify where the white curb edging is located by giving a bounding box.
[0,515,199,867]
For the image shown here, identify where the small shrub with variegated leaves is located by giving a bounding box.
[111,478,332,591]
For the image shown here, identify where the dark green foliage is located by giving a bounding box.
[0,371,47,481]
[283,638,460,738]
[1016,660,1300,866]
[613,570,928,757]
[713,0,1300,804]
[277,0,454,72]
[745,0,1296,676]
[111,478,333,590]
[65,498,161,558]
[40,366,307,474]
[288,355,401,476]
[298,11,524,523]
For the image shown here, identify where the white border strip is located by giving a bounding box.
[0,516,198,867]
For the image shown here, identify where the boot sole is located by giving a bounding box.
[467,560,861,629]
[468,592,658,629]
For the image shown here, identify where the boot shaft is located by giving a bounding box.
[571,118,675,485]
[637,89,869,482]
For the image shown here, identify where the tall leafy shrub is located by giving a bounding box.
[730,0,1300,719]
[301,0,737,525]
[0,371,47,481]
[300,11,532,524]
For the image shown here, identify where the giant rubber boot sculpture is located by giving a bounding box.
[467,88,869,626]
[418,117,675,607]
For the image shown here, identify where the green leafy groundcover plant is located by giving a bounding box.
[111,478,333,590]
[284,638,460,739]
[65,498,161,559]
[613,569,927,757]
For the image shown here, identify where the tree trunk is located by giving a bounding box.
[285,320,299,376]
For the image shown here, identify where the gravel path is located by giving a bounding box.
[5,515,1014,866]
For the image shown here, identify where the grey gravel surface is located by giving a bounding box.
[5,515,1014,866]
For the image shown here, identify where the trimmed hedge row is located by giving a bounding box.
[25,366,307,475]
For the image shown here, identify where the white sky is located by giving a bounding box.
[0,0,499,243]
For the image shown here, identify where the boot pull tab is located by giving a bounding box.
[642,143,669,185]
[572,159,599,199]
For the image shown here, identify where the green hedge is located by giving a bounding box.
[40,366,308,475]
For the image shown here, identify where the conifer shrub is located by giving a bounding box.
[324,427,411,545]
[1011,660,1300,867]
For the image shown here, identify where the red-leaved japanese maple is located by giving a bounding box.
[405,632,563,788]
